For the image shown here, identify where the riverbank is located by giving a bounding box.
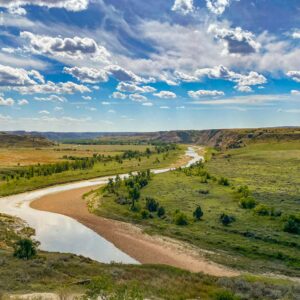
[31,185,239,277]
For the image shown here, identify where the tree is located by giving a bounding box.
[14,238,37,260]
[174,212,189,226]
[240,197,257,209]
[157,206,166,218]
[145,197,159,212]
[193,206,203,221]
[129,184,140,210]
[283,215,300,234]
[220,214,235,226]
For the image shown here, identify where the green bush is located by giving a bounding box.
[145,197,159,212]
[174,212,189,226]
[214,290,240,300]
[240,197,257,209]
[218,177,230,186]
[254,204,270,216]
[220,214,235,226]
[157,206,166,218]
[141,210,150,219]
[13,238,37,260]
[193,206,203,221]
[237,185,250,198]
[283,215,300,234]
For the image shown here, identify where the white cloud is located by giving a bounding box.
[0,96,14,106]
[160,106,170,109]
[142,102,153,107]
[188,90,225,99]
[208,24,260,55]
[171,0,194,15]
[34,95,66,102]
[16,81,91,94]
[82,95,92,101]
[39,110,50,115]
[235,85,252,93]
[278,109,300,113]
[291,30,300,39]
[18,99,29,105]
[174,71,198,82]
[117,82,156,93]
[291,90,300,95]
[105,65,143,83]
[154,91,177,99]
[112,92,127,99]
[64,67,108,83]
[0,64,44,86]
[21,31,110,62]
[54,106,63,111]
[102,101,110,105]
[287,71,300,82]
[206,0,233,15]
[0,0,89,15]
[129,94,148,102]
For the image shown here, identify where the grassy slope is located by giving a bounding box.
[0,147,183,197]
[0,214,298,299]
[92,141,300,277]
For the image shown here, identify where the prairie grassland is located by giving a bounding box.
[0,144,155,167]
[92,141,300,277]
[0,213,298,300]
[0,146,183,196]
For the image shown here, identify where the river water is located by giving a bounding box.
[0,147,203,264]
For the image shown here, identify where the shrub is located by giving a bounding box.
[270,208,282,217]
[193,206,203,221]
[220,214,235,226]
[237,185,250,198]
[214,290,240,300]
[174,212,189,226]
[141,210,150,219]
[199,189,209,195]
[14,238,37,260]
[157,206,166,218]
[283,215,300,234]
[240,197,257,209]
[145,197,159,212]
[254,204,270,216]
[218,177,230,186]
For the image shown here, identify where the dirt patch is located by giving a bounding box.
[31,186,239,277]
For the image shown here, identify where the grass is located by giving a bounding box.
[0,214,298,299]
[0,144,156,167]
[91,141,300,277]
[0,146,184,196]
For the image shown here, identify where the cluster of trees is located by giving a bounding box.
[141,197,166,219]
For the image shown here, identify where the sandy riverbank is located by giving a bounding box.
[31,186,239,277]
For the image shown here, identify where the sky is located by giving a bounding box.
[0,0,299,132]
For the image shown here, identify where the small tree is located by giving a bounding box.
[283,215,300,234]
[240,197,257,209]
[14,238,37,260]
[145,197,159,212]
[157,206,166,218]
[193,206,203,221]
[129,184,140,210]
[220,214,235,226]
[174,212,189,226]
[218,177,230,186]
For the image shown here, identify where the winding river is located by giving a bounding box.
[0,147,203,264]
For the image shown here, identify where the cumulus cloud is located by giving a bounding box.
[21,31,110,62]
[188,90,225,99]
[154,91,177,99]
[206,0,233,15]
[0,0,89,15]
[291,90,300,95]
[235,85,252,93]
[208,24,260,55]
[287,71,300,82]
[64,66,108,83]
[39,110,50,115]
[142,102,153,107]
[82,96,92,101]
[174,71,198,82]
[18,99,29,105]
[0,96,14,106]
[105,65,143,83]
[112,92,127,99]
[291,30,300,39]
[16,81,91,94]
[171,0,194,15]
[195,65,267,89]
[129,94,148,102]
[117,82,156,93]
[0,64,44,86]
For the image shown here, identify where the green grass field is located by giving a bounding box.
[0,145,184,197]
[92,141,300,277]
[0,213,298,300]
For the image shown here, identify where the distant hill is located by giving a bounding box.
[0,132,55,148]
[5,127,300,149]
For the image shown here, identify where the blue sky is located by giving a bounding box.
[0,0,299,131]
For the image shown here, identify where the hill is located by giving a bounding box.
[0,132,54,148]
